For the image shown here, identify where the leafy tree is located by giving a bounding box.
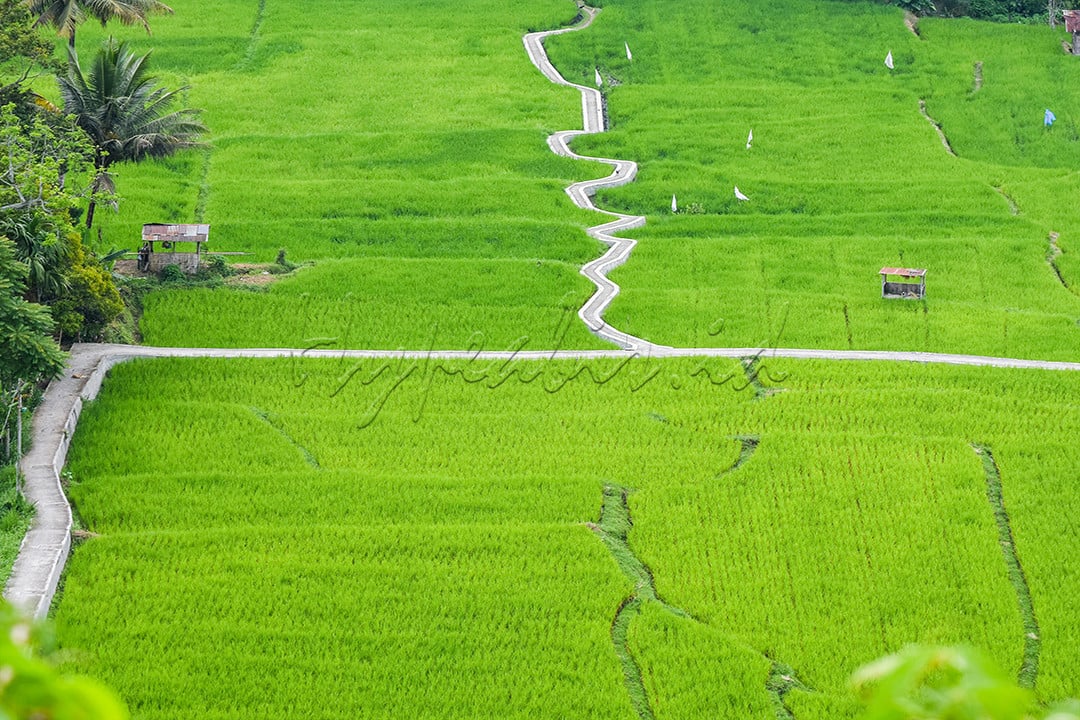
[58,38,206,228]
[0,0,56,101]
[0,599,127,719]
[49,240,122,340]
[0,237,63,388]
[0,212,68,302]
[26,0,172,51]
[853,646,1080,720]
[0,102,123,342]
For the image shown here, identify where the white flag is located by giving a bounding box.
[734,186,749,202]
[885,51,894,70]
[746,129,753,150]
[595,67,603,87]
[625,42,632,61]
[671,194,678,213]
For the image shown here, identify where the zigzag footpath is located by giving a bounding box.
[523,7,661,353]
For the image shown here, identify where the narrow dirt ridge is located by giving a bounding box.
[592,483,808,718]
[919,100,956,156]
[993,185,1018,215]
[592,484,692,719]
[903,11,920,37]
[235,0,267,71]
[250,407,320,468]
[523,8,663,353]
[719,435,760,477]
[767,661,811,720]
[972,444,1040,689]
[1047,231,1072,292]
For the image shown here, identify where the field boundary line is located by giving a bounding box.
[4,341,1080,617]
[523,6,662,353]
[918,99,956,156]
[972,444,1041,689]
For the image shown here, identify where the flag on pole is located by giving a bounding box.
[625,42,632,61]
[746,129,753,150]
[885,51,894,70]
[1045,108,1057,126]
[595,67,603,87]
[671,194,678,213]
[734,186,749,202]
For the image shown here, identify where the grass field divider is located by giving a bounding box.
[718,435,760,477]
[591,481,810,718]
[523,7,665,354]
[992,185,1019,215]
[195,149,212,222]
[590,483,691,719]
[235,0,268,72]
[250,407,320,468]
[1047,231,1073,292]
[766,660,811,720]
[972,443,1041,689]
[918,99,957,157]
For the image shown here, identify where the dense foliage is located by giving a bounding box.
[889,0,1050,22]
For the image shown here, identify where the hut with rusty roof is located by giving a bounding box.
[139,223,210,274]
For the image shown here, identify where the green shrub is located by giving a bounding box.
[158,264,185,283]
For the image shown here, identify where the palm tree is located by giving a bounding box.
[27,0,173,50]
[58,38,206,228]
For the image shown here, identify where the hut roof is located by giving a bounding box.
[142,223,210,243]
[879,267,926,278]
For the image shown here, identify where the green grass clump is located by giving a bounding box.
[55,357,1080,718]
[0,466,32,587]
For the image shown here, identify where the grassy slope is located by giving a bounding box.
[544,0,1080,358]
[55,357,1080,718]
[76,0,607,349]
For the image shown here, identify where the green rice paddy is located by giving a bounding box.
[56,357,1080,718]
[545,0,1080,356]
[37,0,1080,717]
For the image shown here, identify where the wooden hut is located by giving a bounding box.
[1065,10,1080,54]
[139,224,210,274]
[880,267,926,299]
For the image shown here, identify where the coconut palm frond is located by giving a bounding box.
[59,38,206,227]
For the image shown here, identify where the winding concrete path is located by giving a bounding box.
[524,8,662,353]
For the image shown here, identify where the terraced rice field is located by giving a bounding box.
[40,0,1080,717]
[73,0,605,349]
[56,357,1080,718]
[545,0,1080,357]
